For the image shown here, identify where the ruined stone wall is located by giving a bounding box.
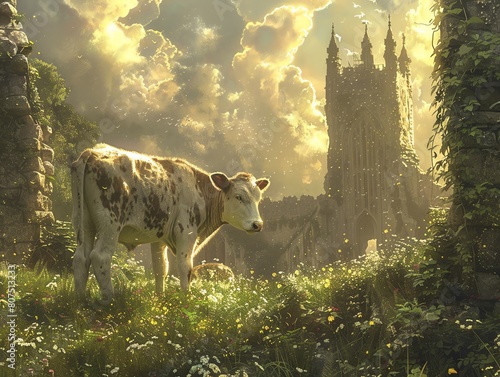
[214,195,324,276]
[0,0,54,263]
[225,193,346,276]
[259,195,318,248]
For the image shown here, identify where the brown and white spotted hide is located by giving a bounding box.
[71,144,269,305]
[189,263,235,283]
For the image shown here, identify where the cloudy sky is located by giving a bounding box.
[19,0,436,200]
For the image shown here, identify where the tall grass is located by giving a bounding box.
[0,238,499,376]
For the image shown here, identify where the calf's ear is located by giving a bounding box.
[210,173,231,191]
[255,178,270,191]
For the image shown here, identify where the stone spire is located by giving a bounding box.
[360,23,374,69]
[326,23,341,73]
[384,15,398,70]
[398,33,411,75]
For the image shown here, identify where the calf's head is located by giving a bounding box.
[210,172,270,233]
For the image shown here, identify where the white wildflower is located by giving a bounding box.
[209,363,221,373]
[46,281,57,290]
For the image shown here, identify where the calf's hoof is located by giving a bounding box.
[91,297,114,310]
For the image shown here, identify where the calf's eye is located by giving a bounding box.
[235,195,242,201]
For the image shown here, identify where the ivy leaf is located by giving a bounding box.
[458,45,473,56]
[478,51,491,59]
[467,16,484,25]
[448,8,463,15]
[425,312,440,322]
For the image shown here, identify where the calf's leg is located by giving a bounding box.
[151,242,168,295]
[177,253,194,291]
[90,234,117,306]
[177,242,197,291]
[173,225,197,291]
[73,223,95,303]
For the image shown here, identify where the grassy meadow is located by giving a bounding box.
[1,224,499,377]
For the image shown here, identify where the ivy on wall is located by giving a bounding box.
[429,0,500,284]
[29,59,100,220]
[431,1,500,187]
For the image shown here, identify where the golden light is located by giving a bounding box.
[105,22,121,38]
[306,132,328,153]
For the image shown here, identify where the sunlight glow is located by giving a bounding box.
[306,133,328,153]
[105,22,120,37]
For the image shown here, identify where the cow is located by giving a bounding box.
[71,144,269,305]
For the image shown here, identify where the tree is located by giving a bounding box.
[30,59,100,219]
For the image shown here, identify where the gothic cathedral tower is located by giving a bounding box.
[324,19,431,257]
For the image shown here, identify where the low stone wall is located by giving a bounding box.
[0,0,54,263]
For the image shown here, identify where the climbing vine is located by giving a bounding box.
[429,0,500,284]
[430,1,500,185]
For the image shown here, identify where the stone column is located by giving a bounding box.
[0,0,55,263]
[440,0,500,299]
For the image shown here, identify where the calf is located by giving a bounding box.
[189,263,235,283]
[71,144,269,305]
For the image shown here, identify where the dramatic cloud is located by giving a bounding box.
[233,0,333,21]
[404,0,436,168]
[234,6,327,152]
[230,5,328,190]
[61,0,181,117]
[376,0,419,12]
[19,0,437,198]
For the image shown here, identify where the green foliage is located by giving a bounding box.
[1,234,499,376]
[430,1,500,189]
[29,59,100,219]
[429,0,500,287]
[29,220,76,270]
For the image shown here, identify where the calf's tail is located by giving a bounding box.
[71,149,95,302]
[71,150,92,246]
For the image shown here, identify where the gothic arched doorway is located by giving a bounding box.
[355,211,377,254]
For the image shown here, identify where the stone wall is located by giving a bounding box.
[0,0,54,263]
[440,0,500,298]
[216,194,338,276]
